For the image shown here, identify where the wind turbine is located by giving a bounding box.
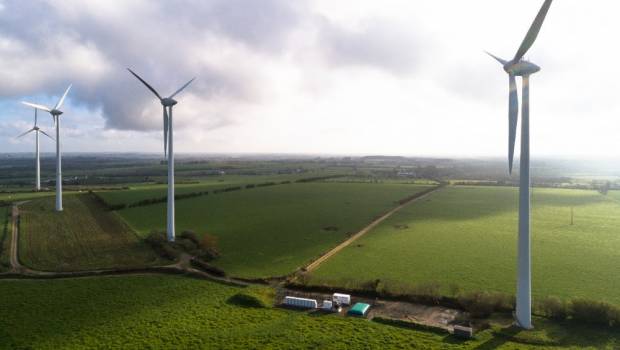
[127,68,195,242]
[17,108,54,191]
[486,0,553,329]
[22,85,72,211]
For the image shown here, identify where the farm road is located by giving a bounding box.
[304,185,444,272]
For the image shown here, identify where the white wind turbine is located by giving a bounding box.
[17,108,54,191]
[128,68,195,242]
[486,0,553,329]
[22,85,72,211]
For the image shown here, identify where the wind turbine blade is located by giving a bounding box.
[54,84,72,110]
[22,101,51,112]
[17,128,36,138]
[163,107,169,157]
[485,51,508,65]
[39,129,54,140]
[169,78,195,99]
[34,108,38,126]
[513,0,553,62]
[127,68,162,100]
[508,74,519,174]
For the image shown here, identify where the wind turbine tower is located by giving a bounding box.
[486,0,553,329]
[17,108,54,191]
[22,85,72,211]
[128,68,195,242]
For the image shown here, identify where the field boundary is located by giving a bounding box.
[303,185,445,273]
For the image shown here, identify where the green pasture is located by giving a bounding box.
[0,275,617,349]
[0,206,10,271]
[19,194,163,271]
[119,182,433,278]
[312,186,620,305]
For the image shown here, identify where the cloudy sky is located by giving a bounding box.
[0,0,618,157]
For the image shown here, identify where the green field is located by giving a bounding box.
[0,275,617,349]
[19,194,163,271]
[0,206,10,271]
[95,174,320,207]
[311,186,620,305]
[0,191,59,203]
[119,182,433,278]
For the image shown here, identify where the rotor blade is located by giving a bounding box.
[54,84,72,110]
[127,68,162,100]
[22,101,51,112]
[508,74,519,174]
[485,51,508,65]
[17,128,36,138]
[163,107,169,158]
[513,0,553,62]
[34,108,38,126]
[169,78,195,99]
[39,129,54,140]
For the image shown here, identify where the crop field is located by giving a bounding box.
[119,182,433,278]
[0,275,617,349]
[95,174,324,207]
[311,186,620,305]
[19,194,163,271]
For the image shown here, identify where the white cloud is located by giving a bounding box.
[1,0,620,158]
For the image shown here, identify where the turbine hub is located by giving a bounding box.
[504,60,541,76]
[50,109,63,116]
[161,98,178,107]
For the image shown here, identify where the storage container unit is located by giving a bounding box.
[322,300,333,310]
[283,296,318,309]
[453,325,473,339]
[332,293,351,305]
[347,302,370,316]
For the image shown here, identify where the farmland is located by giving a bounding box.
[118,182,434,278]
[311,186,620,305]
[0,275,618,349]
[0,205,10,271]
[18,194,163,271]
[94,173,322,207]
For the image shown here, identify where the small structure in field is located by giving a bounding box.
[348,302,371,316]
[452,325,473,339]
[283,296,317,309]
[333,293,351,306]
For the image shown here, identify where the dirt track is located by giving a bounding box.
[304,185,444,272]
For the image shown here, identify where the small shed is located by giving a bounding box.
[348,302,370,316]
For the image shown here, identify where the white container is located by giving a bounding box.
[322,300,333,310]
[284,296,318,309]
[332,293,351,306]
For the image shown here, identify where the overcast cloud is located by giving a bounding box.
[1,0,619,157]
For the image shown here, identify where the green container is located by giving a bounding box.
[348,302,370,316]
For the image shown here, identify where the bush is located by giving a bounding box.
[458,291,513,318]
[228,286,275,308]
[180,231,200,245]
[536,296,569,320]
[199,233,220,260]
[571,299,616,326]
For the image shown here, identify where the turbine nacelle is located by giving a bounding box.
[161,98,178,107]
[51,109,64,116]
[504,60,541,76]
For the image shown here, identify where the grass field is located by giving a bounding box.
[95,174,322,207]
[0,275,617,349]
[311,186,620,305]
[119,182,433,278]
[0,191,59,203]
[19,194,163,271]
[0,206,10,271]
